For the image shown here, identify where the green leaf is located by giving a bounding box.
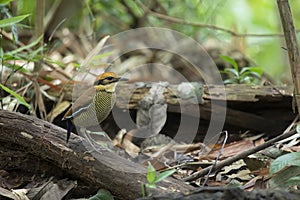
[240,67,262,77]
[147,162,156,184]
[146,183,157,189]
[239,67,251,75]
[239,72,256,82]
[270,152,300,175]
[239,76,251,84]
[0,14,30,28]
[224,79,236,84]
[0,0,13,6]
[249,72,262,79]
[31,45,44,57]
[44,58,65,68]
[269,166,300,188]
[220,55,239,71]
[223,68,239,78]
[3,63,29,73]
[8,35,42,55]
[92,52,114,61]
[238,71,251,79]
[73,62,81,69]
[282,176,300,187]
[154,169,176,183]
[248,67,263,76]
[0,84,31,110]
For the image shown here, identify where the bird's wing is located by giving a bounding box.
[62,87,96,120]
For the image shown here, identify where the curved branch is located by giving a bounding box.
[136,0,300,38]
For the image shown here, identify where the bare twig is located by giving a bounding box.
[182,128,297,182]
[136,0,300,38]
[277,0,300,117]
[202,131,228,186]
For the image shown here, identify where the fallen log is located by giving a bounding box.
[0,110,193,199]
[50,83,296,144]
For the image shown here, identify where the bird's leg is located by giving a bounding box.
[80,128,109,154]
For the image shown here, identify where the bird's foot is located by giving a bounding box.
[83,142,109,154]
[82,130,111,154]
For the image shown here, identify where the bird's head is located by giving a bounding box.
[93,72,127,92]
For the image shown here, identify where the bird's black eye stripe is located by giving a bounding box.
[94,79,102,85]
[106,76,114,80]
[94,76,119,85]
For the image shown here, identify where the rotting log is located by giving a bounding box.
[0,110,194,199]
[53,83,294,106]
[113,84,295,138]
[53,83,296,140]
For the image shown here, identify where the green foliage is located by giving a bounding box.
[269,152,300,188]
[0,0,13,6]
[146,163,156,188]
[142,162,176,197]
[155,168,177,183]
[2,36,44,75]
[220,55,263,84]
[0,2,34,67]
[0,84,31,110]
[5,0,300,83]
[0,14,30,28]
[0,3,41,113]
[8,35,42,55]
[0,1,30,42]
[270,152,300,175]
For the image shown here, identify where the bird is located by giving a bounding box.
[62,72,127,143]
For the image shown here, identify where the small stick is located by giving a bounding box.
[183,128,297,182]
[202,131,228,186]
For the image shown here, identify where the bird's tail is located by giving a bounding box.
[66,120,73,143]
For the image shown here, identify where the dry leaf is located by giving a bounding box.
[208,139,254,159]
[113,129,140,158]
[47,101,70,122]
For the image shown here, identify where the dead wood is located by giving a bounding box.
[183,128,297,181]
[52,83,295,142]
[114,84,295,137]
[0,110,193,199]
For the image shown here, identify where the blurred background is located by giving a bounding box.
[6,0,300,84]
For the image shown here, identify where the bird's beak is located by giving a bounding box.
[119,77,129,82]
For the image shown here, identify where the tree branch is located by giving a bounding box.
[136,0,300,38]
[277,0,300,116]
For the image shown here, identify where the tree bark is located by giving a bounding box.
[277,0,300,116]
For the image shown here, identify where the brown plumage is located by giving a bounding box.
[62,72,127,143]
